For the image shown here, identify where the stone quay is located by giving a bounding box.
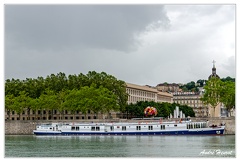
[5,117,235,135]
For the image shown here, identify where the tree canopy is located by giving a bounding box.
[5,71,128,118]
[201,77,235,117]
[178,76,234,92]
[126,101,195,118]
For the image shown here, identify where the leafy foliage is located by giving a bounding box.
[201,77,235,117]
[221,76,235,82]
[179,76,234,92]
[5,71,128,119]
[220,81,235,111]
[126,101,195,118]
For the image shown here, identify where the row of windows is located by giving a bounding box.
[91,126,100,131]
[128,96,172,103]
[186,123,207,129]
[175,100,202,104]
[8,110,93,115]
[158,97,172,102]
[126,88,156,98]
[8,116,97,121]
[174,97,200,100]
[71,126,80,131]
[128,96,155,103]
[70,125,167,131]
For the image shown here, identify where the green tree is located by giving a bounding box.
[64,85,119,119]
[5,94,16,120]
[158,103,171,118]
[201,77,222,117]
[14,91,31,120]
[221,76,235,82]
[56,90,68,120]
[220,81,235,116]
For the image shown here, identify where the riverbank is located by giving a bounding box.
[5,117,235,135]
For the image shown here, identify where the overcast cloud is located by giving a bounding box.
[5,4,235,86]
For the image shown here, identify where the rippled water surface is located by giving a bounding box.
[5,135,235,157]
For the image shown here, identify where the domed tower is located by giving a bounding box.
[208,60,220,80]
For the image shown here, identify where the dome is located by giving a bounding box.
[208,61,220,80]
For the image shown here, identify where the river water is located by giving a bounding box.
[5,135,235,157]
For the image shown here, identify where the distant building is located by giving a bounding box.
[156,83,180,92]
[126,82,173,104]
[173,90,209,117]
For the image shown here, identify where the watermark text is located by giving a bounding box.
[199,149,234,156]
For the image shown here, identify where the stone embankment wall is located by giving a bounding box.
[5,117,235,135]
[192,117,235,135]
[5,121,37,135]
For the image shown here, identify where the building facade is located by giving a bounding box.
[173,90,209,117]
[5,109,107,121]
[156,83,180,92]
[126,82,173,104]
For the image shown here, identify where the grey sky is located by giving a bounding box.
[5,4,235,86]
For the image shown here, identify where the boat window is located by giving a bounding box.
[96,127,100,131]
[122,126,126,131]
[203,123,206,128]
[136,126,141,130]
[76,127,79,131]
[71,127,75,130]
[174,124,177,127]
[91,127,95,131]
[148,126,153,130]
[110,126,114,131]
[160,125,165,130]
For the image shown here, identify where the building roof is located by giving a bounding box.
[172,92,201,96]
[208,60,220,80]
[126,82,158,93]
[126,82,173,97]
[156,83,179,86]
[157,91,173,97]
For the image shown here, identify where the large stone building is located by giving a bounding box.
[126,82,173,104]
[173,89,209,117]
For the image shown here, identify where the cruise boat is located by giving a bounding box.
[33,118,225,135]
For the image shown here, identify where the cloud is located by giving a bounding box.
[4,5,235,86]
[5,5,169,53]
